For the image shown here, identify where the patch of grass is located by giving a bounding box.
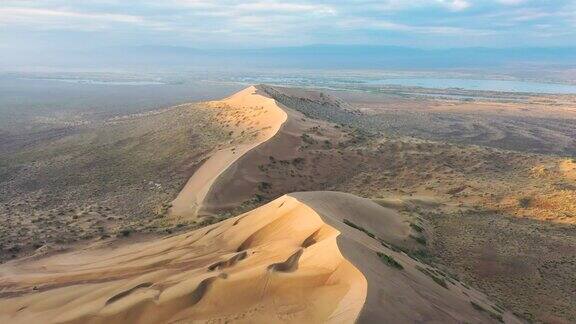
[410,223,424,233]
[291,157,305,165]
[379,239,435,265]
[381,240,403,253]
[492,304,505,314]
[409,249,432,263]
[470,301,504,323]
[301,133,316,145]
[377,252,404,270]
[258,182,272,191]
[470,301,484,311]
[416,265,448,289]
[120,229,131,237]
[410,234,427,245]
[343,219,375,238]
[517,196,532,208]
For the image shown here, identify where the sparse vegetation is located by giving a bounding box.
[377,252,404,270]
[517,196,532,208]
[343,219,375,238]
[470,301,504,323]
[0,101,247,261]
[258,182,272,191]
[410,234,427,245]
[410,223,424,233]
[416,265,448,289]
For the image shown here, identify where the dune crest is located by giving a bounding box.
[169,86,287,220]
[0,194,368,323]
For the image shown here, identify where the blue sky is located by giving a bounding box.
[1,0,575,52]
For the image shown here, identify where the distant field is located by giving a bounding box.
[336,89,576,156]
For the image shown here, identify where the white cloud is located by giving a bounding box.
[0,0,572,47]
[339,17,492,36]
[441,0,471,11]
[236,2,336,15]
[496,0,525,5]
[0,7,144,27]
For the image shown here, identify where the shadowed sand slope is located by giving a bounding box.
[0,192,520,323]
[169,85,287,220]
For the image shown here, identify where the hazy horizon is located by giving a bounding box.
[2,44,576,73]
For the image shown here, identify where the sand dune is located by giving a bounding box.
[0,194,364,324]
[169,86,287,220]
[0,192,518,323]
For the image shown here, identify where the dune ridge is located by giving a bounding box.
[169,85,288,220]
[199,85,349,215]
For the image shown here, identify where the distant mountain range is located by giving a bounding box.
[4,45,576,70]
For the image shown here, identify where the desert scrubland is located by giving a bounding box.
[1,84,575,323]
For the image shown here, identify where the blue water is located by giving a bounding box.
[31,78,165,85]
[28,75,576,94]
[367,78,576,94]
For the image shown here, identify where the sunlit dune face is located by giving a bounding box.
[0,195,366,324]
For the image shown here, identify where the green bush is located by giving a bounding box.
[343,219,376,238]
[410,223,424,233]
[416,265,448,289]
[410,234,427,245]
[470,301,504,323]
[518,196,532,208]
[377,252,404,270]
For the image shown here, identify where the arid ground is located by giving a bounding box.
[1,84,575,323]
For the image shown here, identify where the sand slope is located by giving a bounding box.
[169,86,287,220]
[201,85,349,215]
[0,192,519,323]
[0,194,363,323]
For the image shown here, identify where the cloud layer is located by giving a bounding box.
[0,0,575,50]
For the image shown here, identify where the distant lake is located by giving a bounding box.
[367,78,576,94]
[30,78,166,85]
